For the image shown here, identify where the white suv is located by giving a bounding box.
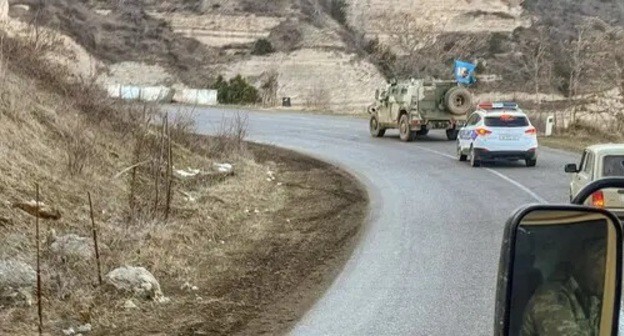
[456,102,538,167]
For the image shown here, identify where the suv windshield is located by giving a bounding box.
[484,115,529,127]
[603,155,624,177]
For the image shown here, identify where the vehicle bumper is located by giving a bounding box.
[474,148,537,161]
[410,118,466,129]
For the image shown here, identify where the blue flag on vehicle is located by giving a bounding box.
[454,60,477,86]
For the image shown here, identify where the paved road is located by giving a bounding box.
[175,106,580,336]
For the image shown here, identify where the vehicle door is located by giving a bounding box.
[375,87,391,124]
[600,154,624,211]
[458,113,481,150]
[387,86,402,123]
[572,150,594,198]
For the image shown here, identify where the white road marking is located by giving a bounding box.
[414,145,548,203]
[485,168,548,203]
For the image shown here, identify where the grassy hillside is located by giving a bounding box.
[0,23,366,335]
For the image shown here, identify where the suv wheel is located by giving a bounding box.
[470,147,480,167]
[457,145,467,162]
[399,114,414,142]
[526,158,537,167]
[369,115,385,137]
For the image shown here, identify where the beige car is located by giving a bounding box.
[565,143,624,217]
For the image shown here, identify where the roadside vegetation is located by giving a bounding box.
[0,19,366,336]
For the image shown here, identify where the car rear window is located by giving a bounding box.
[603,155,624,177]
[484,115,529,127]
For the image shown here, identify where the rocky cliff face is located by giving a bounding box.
[346,0,528,34]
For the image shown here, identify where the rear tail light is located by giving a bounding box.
[592,191,605,208]
[525,127,537,135]
[475,128,492,136]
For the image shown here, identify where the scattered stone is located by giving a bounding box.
[0,260,35,304]
[213,163,233,174]
[192,285,199,291]
[50,234,93,260]
[106,266,165,301]
[181,191,197,203]
[76,323,92,333]
[17,288,33,306]
[173,168,200,179]
[11,4,31,12]
[123,299,138,309]
[12,200,61,220]
[62,327,75,336]
[156,296,171,303]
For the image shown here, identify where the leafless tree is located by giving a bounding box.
[260,70,279,107]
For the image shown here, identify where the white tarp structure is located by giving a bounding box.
[173,89,218,106]
[139,86,175,103]
[106,84,122,98]
[106,84,217,106]
[120,86,141,100]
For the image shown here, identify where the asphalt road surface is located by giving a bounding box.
[175,106,580,336]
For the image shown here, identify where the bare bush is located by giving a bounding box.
[268,19,303,52]
[210,112,249,158]
[168,109,197,144]
[305,84,331,111]
[61,118,97,176]
[260,70,279,107]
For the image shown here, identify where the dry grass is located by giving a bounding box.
[539,122,624,153]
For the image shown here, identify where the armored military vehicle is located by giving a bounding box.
[367,79,474,141]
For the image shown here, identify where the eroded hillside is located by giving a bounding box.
[6,0,624,118]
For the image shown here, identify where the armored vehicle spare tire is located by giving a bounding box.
[444,87,472,115]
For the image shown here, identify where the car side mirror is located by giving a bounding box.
[494,205,622,336]
[565,163,579,173]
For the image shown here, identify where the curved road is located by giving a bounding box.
[179,107,578,335]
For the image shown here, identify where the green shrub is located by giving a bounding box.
[251,38,275,55]
[214,75,260,105]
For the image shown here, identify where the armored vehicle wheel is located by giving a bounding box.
[399,114,415,142]
[369,115,385,137]
[445,87,473,115]
[446,129,459,141]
